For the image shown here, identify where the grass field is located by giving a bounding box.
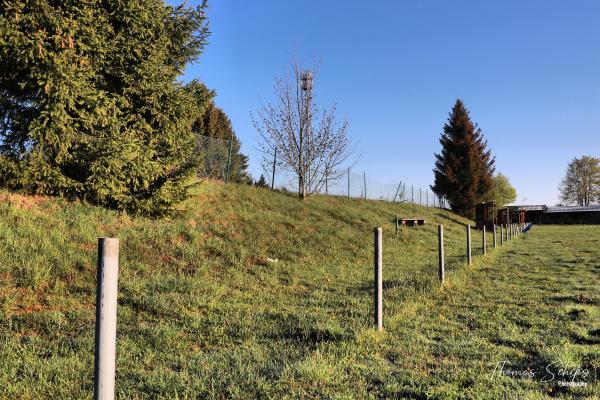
[0,182,598,399]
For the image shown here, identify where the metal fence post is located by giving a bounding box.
[482,226,487,255]
[374,227,383,331]
[225,138,233,183]
[271,148,277,190]
[411,185,414,203]
[493,224,497,249]
[395,214,399,238]
[347,167,350,198]
[363,171,367,199]
[500,224,504,245]
[438,225,445,284]
[466,224,472,265]
[94,238,120,400]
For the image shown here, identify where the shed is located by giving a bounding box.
[475,201,496,230]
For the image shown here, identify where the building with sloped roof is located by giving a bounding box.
[499,204,600,224]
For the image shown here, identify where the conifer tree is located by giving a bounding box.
[432,99,495,217]
[0,0,209,215]
[255,174,269,188]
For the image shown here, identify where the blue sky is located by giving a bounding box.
[181,0,599,205]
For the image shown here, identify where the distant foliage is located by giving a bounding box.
[559,156,600,206]
[0,0,210,215]
[254,174,269,188]
[485,173,517,209]
[432,99,495,217]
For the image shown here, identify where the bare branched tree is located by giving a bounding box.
[559,155,600,206]
[252,61,353,199]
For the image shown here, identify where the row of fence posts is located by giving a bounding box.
[90,223,530,395]
[373,222,529,331]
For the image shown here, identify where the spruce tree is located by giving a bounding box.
[432,99,495,217]
[0,0,210,215]
[255,174,269,188]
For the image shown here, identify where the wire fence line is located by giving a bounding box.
[195,135,449,208]
[271,167,450,208]
[196,135,233,181]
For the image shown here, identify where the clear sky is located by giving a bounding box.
[181,0,600,205]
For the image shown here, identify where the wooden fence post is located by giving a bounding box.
[374,227,383,331]
[493,224,497,249]
[395,215,399,238]
[500,224,504,245]
[94,238,120,400]
[438,225,445,284]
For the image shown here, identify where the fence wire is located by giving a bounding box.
[195,137,450,208]
[196,135,232,180]
[271,167,449,208]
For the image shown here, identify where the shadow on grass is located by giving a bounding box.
[435,212,468,227]
[349,277,436,296]
[547,294,599,306]
[262,312,351,348]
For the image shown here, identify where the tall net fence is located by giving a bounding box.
[271,167,449,208]
[195,136,450,208]
[196,135,232,180]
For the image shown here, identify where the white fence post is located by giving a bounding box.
[466,224,472,265]
[94,238,120,400]
[482,226,487,255]
[438,225,445,283]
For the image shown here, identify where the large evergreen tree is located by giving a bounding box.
[0,0,209,215]
[432,99,495,217]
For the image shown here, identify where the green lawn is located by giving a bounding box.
[0,183,598,399]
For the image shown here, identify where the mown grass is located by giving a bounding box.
[0,182,597,399]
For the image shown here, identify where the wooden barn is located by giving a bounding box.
[498,205,531,225]
[498,204,600,224]
[531,205,600,224]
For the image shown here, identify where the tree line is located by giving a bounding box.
[3,1,591,217]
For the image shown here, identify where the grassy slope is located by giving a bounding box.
[0,182,597,399]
